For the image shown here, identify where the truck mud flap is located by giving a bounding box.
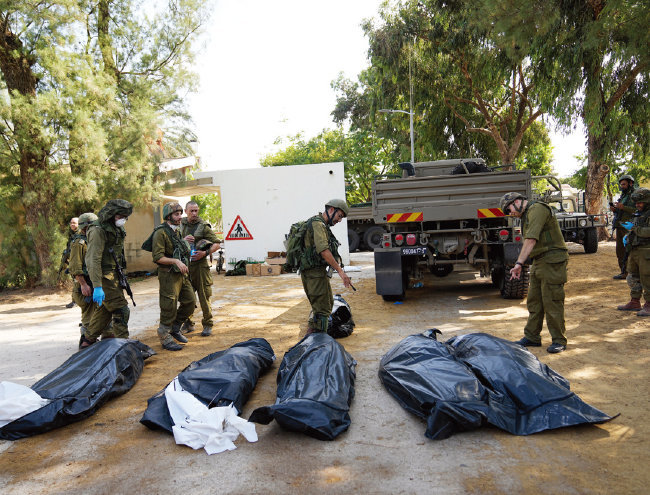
[374,249,404,296]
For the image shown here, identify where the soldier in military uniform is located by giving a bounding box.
[616,187,650,316]
[610,174,636,279]
[151,202,195,351]
[501,192,569,353]
[299,199,352,334]
[61,217,79,308]
[68,213,98,346]
[180,201,222,337]
[81,199,133,348]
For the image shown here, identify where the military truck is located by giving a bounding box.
[534,177,608,253]
[347,203,387,252]
[372,159,530,301]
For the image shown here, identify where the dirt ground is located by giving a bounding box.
[0,242,647,494]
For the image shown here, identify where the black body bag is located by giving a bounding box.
[379,331,613,440]
[140,338,275,433]
[0,339,155,440]
[249,332,356,441]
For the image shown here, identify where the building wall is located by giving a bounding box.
[197,163,349,268]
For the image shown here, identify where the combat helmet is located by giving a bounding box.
[500,192,527,215]
[78,212,98,230]
[619,174,635,184]
[631,187,649,203]
[97,199,133,224]
[325,198,349,217]
[162,202,183,220]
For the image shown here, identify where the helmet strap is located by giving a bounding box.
[325,208,339,226]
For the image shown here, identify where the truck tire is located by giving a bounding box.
[583,227,598,254]
[348,229,360,252]
[499,265,529,299]
[364,226,385,251]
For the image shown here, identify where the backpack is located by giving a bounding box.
[141,225,165,252]
[283,218,318,273]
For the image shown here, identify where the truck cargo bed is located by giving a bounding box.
[373,170,530,223]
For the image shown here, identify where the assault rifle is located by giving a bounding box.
[108,247,136,306]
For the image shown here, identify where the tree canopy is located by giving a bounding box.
[0,0,207,287]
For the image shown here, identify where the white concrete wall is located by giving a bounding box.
[195,163,349,267]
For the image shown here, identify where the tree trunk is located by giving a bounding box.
[0,22,57,285]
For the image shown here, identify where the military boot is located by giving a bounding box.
[158,324,183,351]
[201,325,212,337]
[612,272,627,280]
[170,323,188,343]
[617,298,641,311]
[181,320,196,334]
[637,302,650,317]
[79,335,96,349]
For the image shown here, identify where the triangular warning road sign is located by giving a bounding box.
[225,215,253,240]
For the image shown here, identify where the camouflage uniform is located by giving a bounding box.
[614,186,636,274]
[84,200,133,340]
[300,214,342,333]
[521,202,569,346]
[625,203,650,308]
[180,217,221,329]
[68,232,94,331]
[152,223,195,342]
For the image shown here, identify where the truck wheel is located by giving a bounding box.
[583,227,598,254]
[364,226,385,251]
[500,265,529,299]
[348,229,360,252]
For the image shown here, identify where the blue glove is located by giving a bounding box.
[93,287,105,306]
[623,234,629,247]
[620,221,634,230]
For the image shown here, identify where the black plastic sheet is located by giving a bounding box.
[327,294,355,339]
[379,331,613,440]
[140,338,275,433]
[249,332,356,441]
[0,339,155,440]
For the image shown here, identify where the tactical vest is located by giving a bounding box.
[156,223,191,267]
[629,207,650,248]
[180,218,208,241]
[522,201,567,260]
[71,233,89,275]
[301,215,341,271]
[88,221,126,273]
[617,187,636,225]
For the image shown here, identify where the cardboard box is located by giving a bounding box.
[246,263,261,276]
[259,264,281,276]
[265,256,287,265]
[267,251,286,258]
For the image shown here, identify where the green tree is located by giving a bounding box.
[0,0,207,287]
[333,0,548,169]
[191,193,222,233]
[478,0,650,216]
[261,128,398,204]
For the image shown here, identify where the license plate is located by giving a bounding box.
[401,246,427,256]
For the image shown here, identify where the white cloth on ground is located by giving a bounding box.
[0,381,51,428]
[164,377,258,455]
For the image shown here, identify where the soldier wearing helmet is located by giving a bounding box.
[616,187,650,316]
[180,201,222,337]
[299,199,352,335]
[610,174,636,279]
[150,202,195,351]
[68,212,98,348]
[82,199,133,348]
[500,192,569,353]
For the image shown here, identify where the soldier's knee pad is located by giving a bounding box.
[113,305,130,325]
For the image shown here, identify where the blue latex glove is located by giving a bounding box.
[623,234,629,247]
[93,287,105,306]
[620,221,634,230]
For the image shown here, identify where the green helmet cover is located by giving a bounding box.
[78,212,98,229]
[97,199,133,224]
[500,192,526,214]
[163,202,183,220]
[631,187,649,203]
[325,198,349,217]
